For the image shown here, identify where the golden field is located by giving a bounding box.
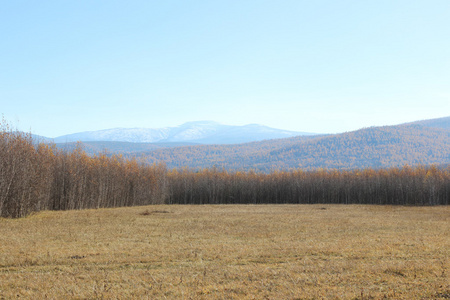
[0,205,449,299]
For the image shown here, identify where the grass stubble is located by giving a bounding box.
[0,205,448,299]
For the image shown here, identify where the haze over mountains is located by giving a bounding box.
[45,116,450,171]
[53,121,311,144]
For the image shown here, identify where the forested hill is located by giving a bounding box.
[270,124,450,170]
[142,124,450,171]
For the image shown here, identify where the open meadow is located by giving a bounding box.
[0,205,449,299]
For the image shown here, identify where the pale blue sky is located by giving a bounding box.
[1,0,449,137]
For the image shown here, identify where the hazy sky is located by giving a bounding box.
[1,1,450,137]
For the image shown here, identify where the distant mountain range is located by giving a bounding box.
[138,116,450,171]
[52,121,313,144]
[39,116,450,171]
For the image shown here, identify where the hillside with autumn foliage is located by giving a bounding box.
[139,123,450,171]
[50,116,450,171]
[47,116,450,171]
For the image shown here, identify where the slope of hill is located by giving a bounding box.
[54,141,200,155]
[140,135,321,170]
[405,116,450,131]
[35,116,450,171]
[269,124,450,170]
[141,124,450,171]
[53,121,311,144]
[29,134,54,144]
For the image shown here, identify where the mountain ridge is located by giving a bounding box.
[139,121,450,171]
[36,116,450,171]
[53,121,312,144]
[403,116,450,130]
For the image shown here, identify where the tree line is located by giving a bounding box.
[0,124,166,218]
[166,166,449,206]
[1,125,449,218]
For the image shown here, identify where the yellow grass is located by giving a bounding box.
[0,205,449,299]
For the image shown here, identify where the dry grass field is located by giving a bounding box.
[0,205,449,299]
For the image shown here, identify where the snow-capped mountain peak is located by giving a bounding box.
[53,121,313,144]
